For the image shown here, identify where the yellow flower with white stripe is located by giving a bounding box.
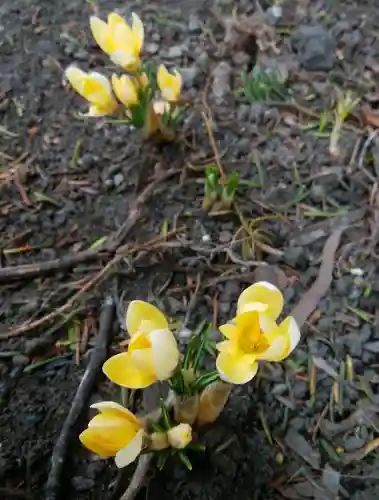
[79,401,144,468]
[90,12,144,72]
[103,301,180,389]
[112,74,139,107]
[167,423,192,449]
[157,65,182,102]
[65,66,118,116]
[216,282,300,384]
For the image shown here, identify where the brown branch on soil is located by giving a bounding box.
[290,229,344,328]
[0,169,180,284]
[0,229,183,340]
[1,256,119,339]
[45,297,115,500]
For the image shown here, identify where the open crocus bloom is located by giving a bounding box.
[90,12,144,72]
[79,401,144,468]
[103,301,180,388]
[65,66,118,116]
[157,65,182,102]
[216,282,300,384]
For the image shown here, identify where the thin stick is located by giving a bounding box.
[201,110,227,181]
[45,297,115,500]
[0,169,180,284]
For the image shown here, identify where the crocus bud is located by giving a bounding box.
[167,423,192,449]
[149,432,169,451]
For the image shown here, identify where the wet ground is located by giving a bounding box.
[2,0,379,499]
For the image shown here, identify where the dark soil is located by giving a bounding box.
[2,0,379,499]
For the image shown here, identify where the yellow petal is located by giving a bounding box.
[167,423,192,449]
[216,340,234,353]
[237,282,283,319]
[258,335,289,362]
[108,13,135,51]
[129,348,156,376]
[148,329,179,380]
[112,74,139,106]
[131,13,144,54]
[197,381,232,427]
[157,65,182,102]
[90,401,141,426]
[157,64,170,87]
[103,352,156,388]
[84,414,138,455]
[126,300,169,337]
[115,429,144,468]
[216,351,258,384]
[79,427,117,457]
[90,16,115,54]
[65,66,87,97]
[219,323,237,339]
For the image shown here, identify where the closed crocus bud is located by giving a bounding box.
[112,74,139,107]
[197,381,232,427]
[90,12,144,72]
[65,66,118,116]
[149,432,169,451]
[167,423,192,449]
[174,394,199,425]
[79,401,144,468]
[157,64,182,102]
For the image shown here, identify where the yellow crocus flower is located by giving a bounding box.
[112,74,139,106]
[157,65,182,102]
[103,301,180,389]
[79,401,144,468]
[65,66,118,116]
[90,12,144,72]
[167,423,192,449]
[216,282,300,384]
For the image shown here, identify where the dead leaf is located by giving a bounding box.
[313,357,339,380]
[290,230,343,328]
[362,104,379,128]
[285,429,321,469]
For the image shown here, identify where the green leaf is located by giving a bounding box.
[191,371,220,391]
[178,451,192,470]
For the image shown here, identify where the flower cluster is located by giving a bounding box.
[65,12,182,140]
[79,281,300,469]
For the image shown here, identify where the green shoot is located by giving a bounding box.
[241,66,290,103]
[329,90,360,157]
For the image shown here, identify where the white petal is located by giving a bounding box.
[286,317,301,353]
[115,429,144,468]
[90,401,129,413]
[259,336,288,362]
[110,50,137,67]
[148,329,179,380]
[254,281,281,292]
[238,301,268,314]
